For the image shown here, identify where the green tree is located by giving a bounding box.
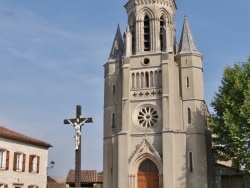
[210,58,250,171]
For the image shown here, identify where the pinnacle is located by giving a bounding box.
[178,16,201,56]
[109,24,124,61]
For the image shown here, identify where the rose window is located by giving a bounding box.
[133,104,161,130]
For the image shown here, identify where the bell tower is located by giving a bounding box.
[103,1,211,188]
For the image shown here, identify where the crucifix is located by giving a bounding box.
[64,105,93,187]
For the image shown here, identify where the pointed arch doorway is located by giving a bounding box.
[138,159,159,188]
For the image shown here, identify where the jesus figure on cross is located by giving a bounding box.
[68,119,87,150]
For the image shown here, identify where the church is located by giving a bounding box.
[103,0,212,187]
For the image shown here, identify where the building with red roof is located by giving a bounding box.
[0,126,52,187]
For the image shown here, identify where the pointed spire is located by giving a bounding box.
[178,16,201,56]
[109,24,124,61]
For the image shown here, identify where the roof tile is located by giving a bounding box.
[0,126,52,148]
[66,170,103,183]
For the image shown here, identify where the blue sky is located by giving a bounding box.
[0,0,249,176]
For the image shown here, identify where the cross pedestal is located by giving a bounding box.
[64,105,93,187]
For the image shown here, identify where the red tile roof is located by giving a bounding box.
[47,182,67,188]
[66,170,103,183]
[47,176,57,183]
[47,176,66,183]
[0,126,52,148]
[47,176,67,188]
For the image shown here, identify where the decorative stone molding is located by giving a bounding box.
[131,89,162,99]
[129,138,162,169]
[125,0,176,14]
[128,139,163,188]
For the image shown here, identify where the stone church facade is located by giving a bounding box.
[103,0,212,187]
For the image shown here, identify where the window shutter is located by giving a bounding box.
[4,184,8,188]
[5,151,10,170]
[22,154,26,172]
[13,152,17,171]
[36,156,40,173]
[29,155,33,172]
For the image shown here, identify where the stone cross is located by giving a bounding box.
[64,105,93,187]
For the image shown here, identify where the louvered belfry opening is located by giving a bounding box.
[144,15,150,52]
[130,17,136,55]
[160,16,165,51]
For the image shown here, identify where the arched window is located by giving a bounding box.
[188,107,192,124]
[160,16,166,51]
[141,72,145,88]
[154,71,158,88]
[145,72,149,88]
[150,71,154,87]
[159,70,162,87]
[186,77,190,89]
[130,16,136,55]
[112,84,116,95]
[144,15,150,51]
[136,72,140,88]
[111,113,116,128]
[132,73,135,89]
[189,152,193,172]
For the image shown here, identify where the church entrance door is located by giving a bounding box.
[137,159,159,188]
